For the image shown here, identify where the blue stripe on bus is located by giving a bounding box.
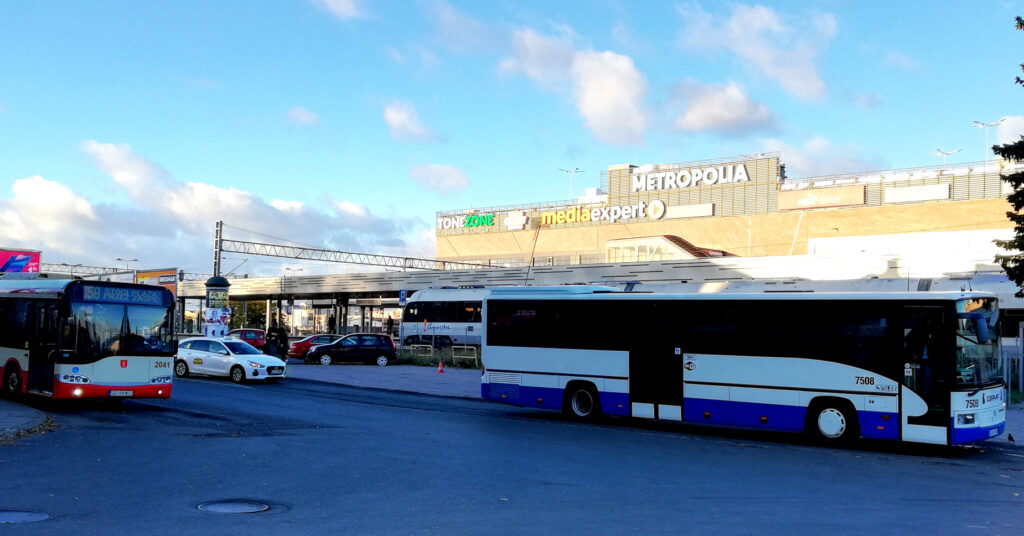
[483,384,903,439]
[683,397,899,439]
[481,383,631,417]
[950,421,1004,445]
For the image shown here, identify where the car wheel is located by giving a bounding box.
[174,360,189,378]
[375,355,389,367]
[319,353,332,366]
[2,365,21,398]
[229,365,245,383]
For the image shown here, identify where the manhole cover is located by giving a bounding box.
[0,510,49,523]
[197,500,270,514]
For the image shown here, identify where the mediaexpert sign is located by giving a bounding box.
[0,249,41,273]
[136,268,178,296]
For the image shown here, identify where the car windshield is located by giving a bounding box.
[955,297,1002,387]
[225,341,262,355]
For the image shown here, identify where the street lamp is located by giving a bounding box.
[281,267,302,292]
[558,168,585,200]
[972,118,1005,162]
[929,148,961,165]
[116,257,138,270]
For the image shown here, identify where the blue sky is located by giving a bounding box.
[1,0,1023,276]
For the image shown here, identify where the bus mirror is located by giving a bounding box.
[975,316,991,344]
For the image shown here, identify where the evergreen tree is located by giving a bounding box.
[994,17,1024,296]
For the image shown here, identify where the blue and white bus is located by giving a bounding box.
[399,288,487,347]
[481,286,1006,446]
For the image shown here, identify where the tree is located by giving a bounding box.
[995,17,1024,296]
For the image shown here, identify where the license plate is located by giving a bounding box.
[109,390,134,397]
[989,428,998,437]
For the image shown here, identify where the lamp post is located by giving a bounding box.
[929,148,961,165]
[972,118,1005,162]
[116,257,137,270]
[558,168,585,200]
[281,267,303,293]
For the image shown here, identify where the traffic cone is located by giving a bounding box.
[437,360,445,374]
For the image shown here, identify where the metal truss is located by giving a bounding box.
[219,239,489,271]
[41,263,124,275]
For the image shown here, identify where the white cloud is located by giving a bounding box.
[672,80,777,135]
[500,27,650,146]
[572,51,649,145]
[385,46,407,64]
[427,0,494,53]
[410,164,468,192]
[500,28,575,87]
[335,200,368,218]
[383,101,440,142]
[852,92,882,109]
[677,3,833,101]
[764,136,886,178]
[312,0,362,20]
[80,140,174,198]
[997,116,1024,145]
[288,106,319,125]
[0,141,429,273]
[883,51,917,71]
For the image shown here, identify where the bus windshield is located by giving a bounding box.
[67,302,174,361]
[955,297,1002,387]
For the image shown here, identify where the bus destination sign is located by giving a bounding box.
[81,285,166,306]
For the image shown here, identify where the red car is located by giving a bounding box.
[287,334,343,359]
[228,328,267,349]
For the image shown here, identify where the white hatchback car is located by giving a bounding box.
[175,337,286,383]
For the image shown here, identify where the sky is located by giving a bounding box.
[2,0,1023,277]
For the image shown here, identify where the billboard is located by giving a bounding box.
[778,185,866,211]
[135,268,178,296]
[0,249,41,273]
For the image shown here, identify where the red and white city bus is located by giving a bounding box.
[0,278,176,400]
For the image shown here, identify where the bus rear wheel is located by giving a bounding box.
[563,383,601,422]
[806,400,859,444]
[2,365,20,398]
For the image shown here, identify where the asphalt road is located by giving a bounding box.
[2,377,1022,535]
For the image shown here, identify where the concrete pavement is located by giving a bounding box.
[2,361,1022,447]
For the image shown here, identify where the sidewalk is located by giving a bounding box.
[2,363,1022,448]
[0,398,46,439]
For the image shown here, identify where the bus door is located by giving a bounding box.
[629,344,683,421]
[900,306,950,444]
[27,301,59,393]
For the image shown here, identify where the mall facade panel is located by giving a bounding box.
[435,153,1017,267]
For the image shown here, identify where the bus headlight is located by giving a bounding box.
[248,361,265,369]
[957,413,976,425]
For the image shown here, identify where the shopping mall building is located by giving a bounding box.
[435,152,1019,271]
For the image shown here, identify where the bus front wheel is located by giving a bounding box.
[806,400,859,444]
[563,383,601,422]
